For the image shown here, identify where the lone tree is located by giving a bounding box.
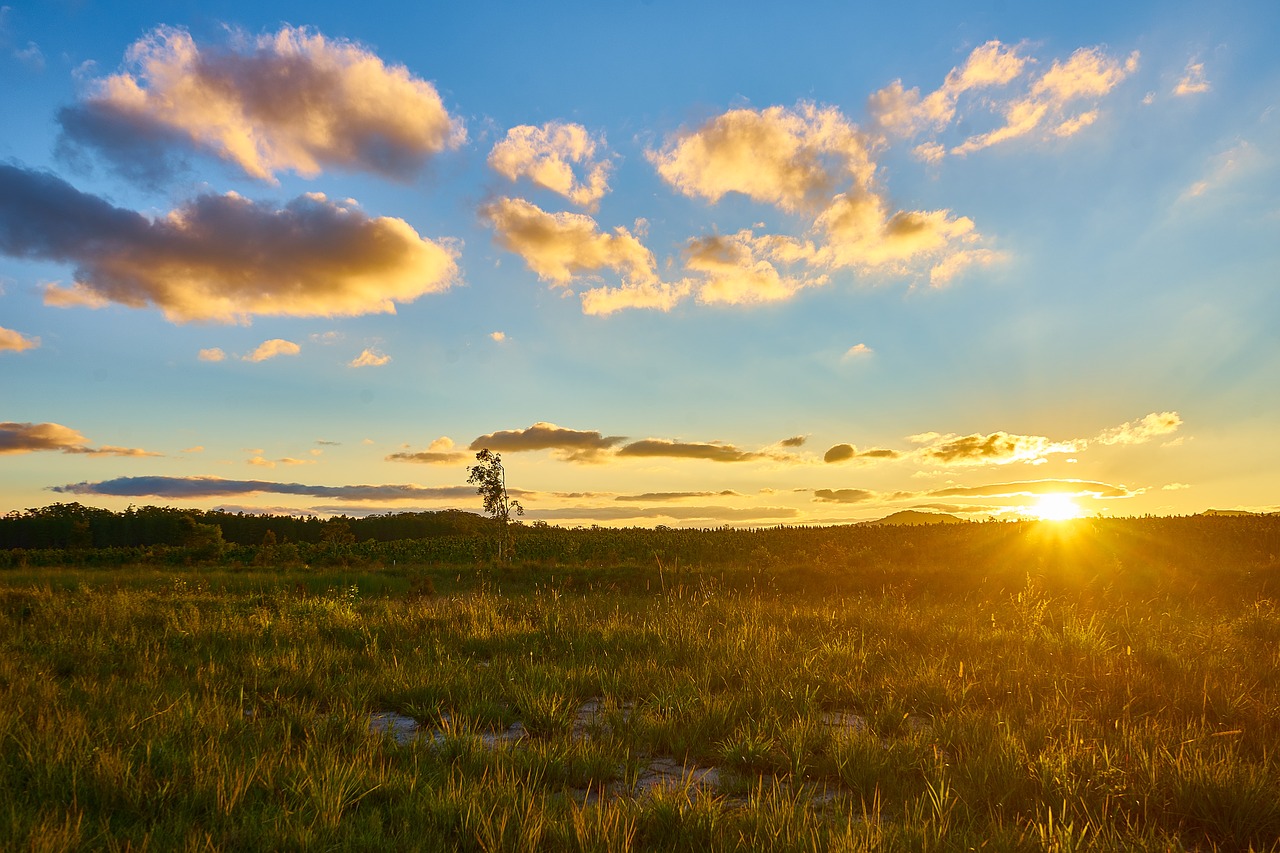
[467,449,523,562]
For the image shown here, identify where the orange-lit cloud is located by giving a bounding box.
[684,231,819,305]
[1174,60,1210,96]
[928,479,1135,499]
[51,475,479,501]
[243,339,300,363]
[0,325,39,352]
[469,421,626,462]
[0,421,159,456]
[197,347,225,362]
[387,436,468,465]
[59,25,465,183]
[813,488,879,504]
[952,47,1139,155]
[911,430,1083,465]
[823,444,901,463]
[615,490,744,502]
[524,505,797,522]
[928,248,1006,287]
[1093,411,1182,445]
[843,343,873,360]
[650,103,873,214]
[1,165,458,323]
[482,196,688,315]
[489,121,611,209]
[349,348,390,367]
[869,40,1028,138]
[617,438,799,463]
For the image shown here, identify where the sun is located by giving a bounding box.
[1030,493,1083,521]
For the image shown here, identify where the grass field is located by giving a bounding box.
[2,531,1279,851]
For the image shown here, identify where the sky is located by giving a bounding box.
[2,1,1278,527]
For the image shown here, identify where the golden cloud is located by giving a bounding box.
[1093,411,1182,446]
[928,479,1134,499]
[349,348,391,368]
[51,475,478,501]
[869,40,1028,138]
[59,25,464,183]
[197,347,225,362]
[482,196,689,315]
[0,325,39,352]
[1,165,458,323]
[649,103,874,214]
[469,421,626,462]
[616,438,798,464]
[243,339,300,363]
[913,430,1084,465]
[0,421,159,456]
[489,122,611,209]
[387,436,467,465]
[1174,60,1210,96]
[953,47,1139,155]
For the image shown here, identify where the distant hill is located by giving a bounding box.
[862,510,965,526]
[1199,509,1268,517]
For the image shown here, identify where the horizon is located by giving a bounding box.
[2,1,1278,527]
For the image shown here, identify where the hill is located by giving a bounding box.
[861,510,965,526]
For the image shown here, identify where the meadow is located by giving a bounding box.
[1,516,1278,851]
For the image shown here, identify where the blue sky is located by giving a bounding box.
[2,0,1277,525]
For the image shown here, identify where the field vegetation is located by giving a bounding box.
[1,511,1278,850]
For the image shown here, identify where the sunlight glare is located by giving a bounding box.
[1030,493,1083,521]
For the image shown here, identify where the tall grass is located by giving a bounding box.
[0,556,1277,850]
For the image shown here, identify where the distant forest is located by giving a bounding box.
[2,503,1278,601]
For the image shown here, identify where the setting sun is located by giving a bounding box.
[1030,493,1084,521]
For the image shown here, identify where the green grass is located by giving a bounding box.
[1,560,1278,851]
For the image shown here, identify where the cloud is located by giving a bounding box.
[51,475,479,502]
[824,444,855,463]
[650,102,988,300]
[243,339,300,363]
[0,421,159,456]
[1093,411,1182,446]
[0,325,39,352]
[1179,141,1257,201]
[0,165,458,323]
[823,443,901,463]
[912,430,1083,465]
[952,47,1139,155]
[813,488,878,504]
[615,490,744,502]
[489,122,612,209]
[928,479,1135,499]
[197,347,225,362]
[490,331,506,342]
[928,248,1005,287]
[683,231,820,306]
[1174,60,1210,96]
[386,436,467,465]
[616,438,796,463]
[524,505,798,522]
[842,343,872,360]
[482,196,689,315]
[779,435,807,448]
[649,103,874,214]
[1162,482,1191,491]
[469,421,626,462]
[182,446,205,453]
[869,40,1028,138]
[58,25,464,184]
[349,348,390,367]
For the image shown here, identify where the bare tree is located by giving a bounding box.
[467,449,523,562]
